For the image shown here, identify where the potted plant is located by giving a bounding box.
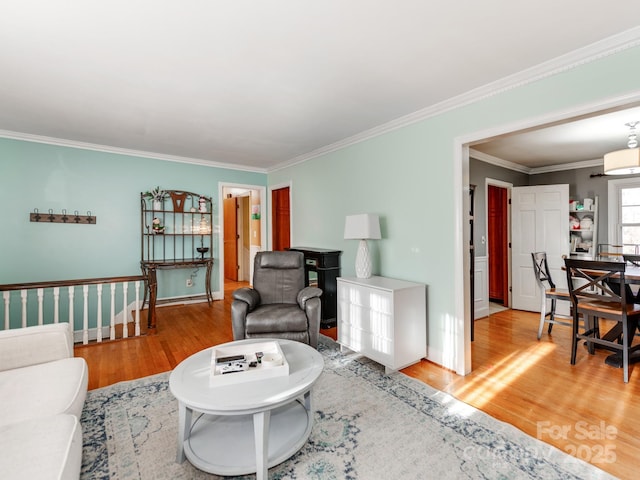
[144,186,166,210]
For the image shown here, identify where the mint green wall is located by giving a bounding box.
[3,45,640,368]
[0,139,266,301]
[269,45,640,372]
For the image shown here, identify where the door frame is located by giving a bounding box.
[218,182,267,298]
[455,91,640,376]
[485,178,512,308]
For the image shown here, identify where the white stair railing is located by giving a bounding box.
[0,275,148,344]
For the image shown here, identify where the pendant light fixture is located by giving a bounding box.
[604,121,640,175]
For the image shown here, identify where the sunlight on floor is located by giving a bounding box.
[439,392,480,417]
[454,342,556,410]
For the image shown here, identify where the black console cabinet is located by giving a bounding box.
[288,247,342,328]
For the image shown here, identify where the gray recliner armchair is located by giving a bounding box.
[231,251,323,348]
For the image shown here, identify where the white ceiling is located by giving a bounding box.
[471,105,640,171]
[1,1,640,172]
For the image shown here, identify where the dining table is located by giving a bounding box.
[567,258,640,368]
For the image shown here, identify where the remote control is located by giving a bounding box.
[216,354,245,364]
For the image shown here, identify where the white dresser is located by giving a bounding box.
[337,276,427,373]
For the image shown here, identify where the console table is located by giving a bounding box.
[288,247,341,328]
[140,258,213,329]
[337,276,427,373]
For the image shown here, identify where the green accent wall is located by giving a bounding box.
[0,139,266,300]
[269,45,640,373]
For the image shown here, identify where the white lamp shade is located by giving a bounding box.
[344,214,381,240]
[604,148,640,175]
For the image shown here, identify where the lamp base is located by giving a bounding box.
[355,239,373,279]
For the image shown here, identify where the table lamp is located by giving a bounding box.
[344,214,381,279]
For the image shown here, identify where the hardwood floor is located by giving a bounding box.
[75,284,639,479]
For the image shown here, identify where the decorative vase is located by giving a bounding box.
[153,200,162,210]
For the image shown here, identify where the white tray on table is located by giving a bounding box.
[210,340,289,386]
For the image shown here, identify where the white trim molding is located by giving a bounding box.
[4,27,637,175]
[272,27,640,172]
[0,129,268,174]
[470,148,605,175]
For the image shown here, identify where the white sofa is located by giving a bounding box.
[0,323,88,480]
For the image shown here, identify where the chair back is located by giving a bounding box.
[623,253,640,267]
[597,243,624,260]
[563,258,628,307]
[531,252,556,290]
[252,251,305,305]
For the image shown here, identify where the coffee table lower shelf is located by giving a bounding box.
[184,398,313,476]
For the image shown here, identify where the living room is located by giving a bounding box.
[2,2,640,479]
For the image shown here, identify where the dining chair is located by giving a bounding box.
[531,252,571,340]
[564,258,640,383]
[622,254,640,304]
[623,253,640,267]
[597,243,624,260]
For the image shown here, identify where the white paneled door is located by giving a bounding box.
[511,185,569,312]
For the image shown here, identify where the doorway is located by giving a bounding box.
[459,95,640,376]
[220,184,266,295]
[487,184,509,307]
[223,196,252,282]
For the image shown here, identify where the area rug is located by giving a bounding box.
[80,336,614,479]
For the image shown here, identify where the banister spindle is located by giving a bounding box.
[3,291,10,330]
[53,287,60,323]
[82,285,89,345]
[67,286,75,326]
[96,284,103,343]
[21,289,27,328]
[110,283,116,340]
[37,288,44,325]
[134,281,141,337]
[122,282,129,339]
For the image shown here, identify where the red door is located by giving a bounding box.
[488,185,509,305]
[272,187,290,251]
[223,197,238,281]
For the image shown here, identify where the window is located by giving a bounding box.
[608,178,640,253]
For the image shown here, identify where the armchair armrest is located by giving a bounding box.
[233,287,261,311]
[297,287,322,309]
[0,322,74,372]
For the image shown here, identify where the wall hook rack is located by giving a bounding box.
[30,208,96,224]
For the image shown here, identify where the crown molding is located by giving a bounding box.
[3,27,640,174]
[270,26,640,172]
[530,158,603,175]
[469,148,604,175]
[0,129,268,174]
[469,149,531,174]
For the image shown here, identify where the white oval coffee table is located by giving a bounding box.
[169,338,324,480]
